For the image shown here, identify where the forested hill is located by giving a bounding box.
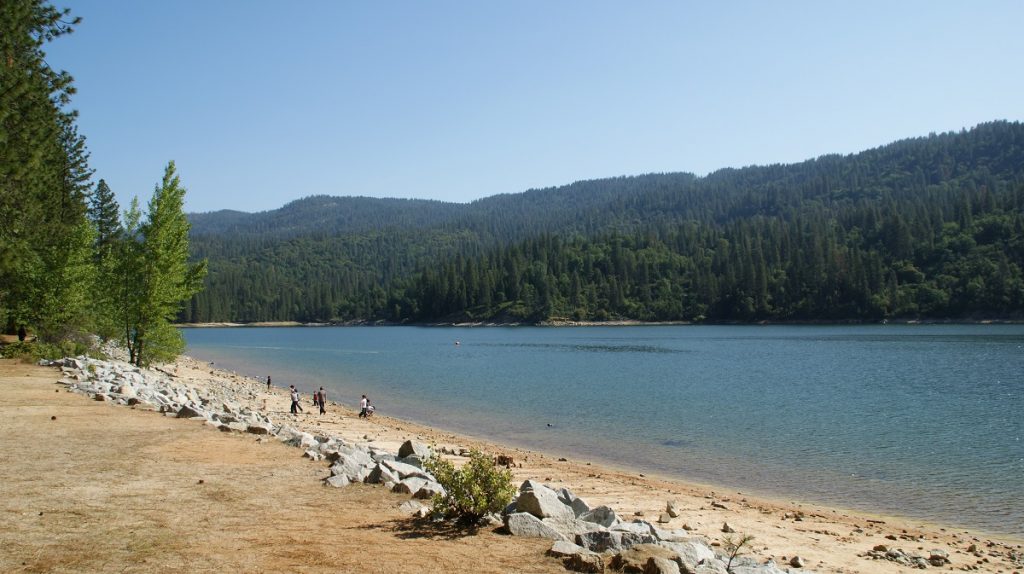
[184,121,1024,323]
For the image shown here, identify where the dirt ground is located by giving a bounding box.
[0,360,563,574]
[1,357,1021,574]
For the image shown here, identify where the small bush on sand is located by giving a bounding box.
[424,449,516,527]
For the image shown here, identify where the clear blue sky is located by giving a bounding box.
[46,1,1024,214]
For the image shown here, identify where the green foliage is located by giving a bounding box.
[88,179,121,256]
[424,449,516,527]
[1,0,95,345]
[186,122,1024,325]
[1,338,91,363]
[115,163,207,366]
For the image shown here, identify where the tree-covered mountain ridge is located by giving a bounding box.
[185,120,1024,324]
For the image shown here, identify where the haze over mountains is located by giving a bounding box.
[184,121,1024,324]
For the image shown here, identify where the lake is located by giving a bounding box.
[183,324,1024,536]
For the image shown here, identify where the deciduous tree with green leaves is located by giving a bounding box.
[113,162,207,366]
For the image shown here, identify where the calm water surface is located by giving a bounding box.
[183,325,1024,536]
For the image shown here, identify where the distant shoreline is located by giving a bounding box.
[177,317,1023,328]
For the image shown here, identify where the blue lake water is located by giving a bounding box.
[183,325,1024,537]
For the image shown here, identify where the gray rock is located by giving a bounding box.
[565,552,605,573]
[730,561,790,574]
[650,557,683,574]
[618,531,658,550]
[398,440,431,459]
[559,487,592,517]
[548,540,589,558]
[324,475,350,488]
[365,463,400,485]
[413,480,446,500]
[659,538,717,571]
[398,454,425,469]
[398,500,427,515]
[392,477,429,496]
[928,548,950,566]
[612,520,656,537]
[330,455,372,483]
[542,514,607,539]
[176,405,203,418]
[505,512,568,541]
[609,543,681,572]
[576,530,624,553]
[382,459,433,481]
[790,556,805,568]
[579,505,619,527]
[693,559,729,574]
[245,423,272,435]
[517,482,575,521]
[667,500,681,518]
[651,527,691,543]
[519,478,547,492]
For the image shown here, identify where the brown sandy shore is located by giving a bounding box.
[1,356,1020,574]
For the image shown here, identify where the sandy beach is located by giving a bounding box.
[0,355,1020,574]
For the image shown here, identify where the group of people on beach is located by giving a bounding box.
[358,394,374,418]
[268,376,371,418]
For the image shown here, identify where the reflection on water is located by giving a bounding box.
[185,324,1024,537]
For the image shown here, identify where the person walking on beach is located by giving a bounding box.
[266,375,272,391]
[289,385,302,415]
[317,387,327,415]
[358,394,368,418]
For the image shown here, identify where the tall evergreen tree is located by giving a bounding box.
[88,179,121,255]
[0,0,92,340]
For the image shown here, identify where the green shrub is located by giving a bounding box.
[424,449,516,527]
[0,339,92,363]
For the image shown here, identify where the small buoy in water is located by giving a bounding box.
[546,423,553,427]
[455,340,460,346]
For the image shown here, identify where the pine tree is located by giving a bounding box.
[89,179,121,255]
[0,1,92,340]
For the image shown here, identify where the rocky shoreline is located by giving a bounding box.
[41,353,1023,574]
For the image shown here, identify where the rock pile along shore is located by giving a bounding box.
[46,354,1008,574]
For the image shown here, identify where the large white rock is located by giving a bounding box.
[382,459,433,481]
[365,463,400,485]
[579,505,619,527]
[413,481,446,500]
[505,512,569,541]
[516,482,575,521]
[397,440,431,459]
[330,454,373,482]
[324,475,350,488]
[613,520,657,537]
[659,538,718,571]
[392,477,429,496]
